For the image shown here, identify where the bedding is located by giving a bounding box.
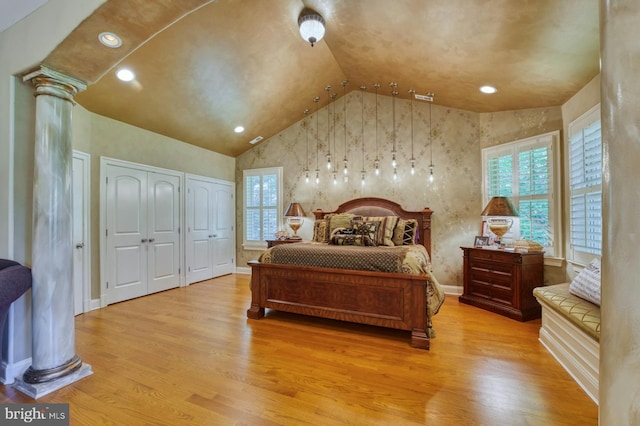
[247,197,440,349]
[259,242,431,275]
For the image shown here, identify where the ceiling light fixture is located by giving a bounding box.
[480,85,497,94]
[116,68,135,82]
[98,32,122,48]
[234,126,245,133]
[298,10,325,47]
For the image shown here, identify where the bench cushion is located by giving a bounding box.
[533,283,600,342]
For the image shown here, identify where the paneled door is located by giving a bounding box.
[211,182,234,278]
[186,178,215,284]
[106,165,148,304]
[146,172,181,294]
[72,151,90,315]
[186,175,235,284]
[105,164,181,304]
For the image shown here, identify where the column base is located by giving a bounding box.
[12,362,92,399]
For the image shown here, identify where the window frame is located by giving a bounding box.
[567,104,602,265]
[481,131,561,261]
[242,166,283,250]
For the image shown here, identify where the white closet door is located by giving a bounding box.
[212,182,234,278]
[106,165,149,304]
[147,172,181,294]
[72,151,90,315]
[186,178,215,284]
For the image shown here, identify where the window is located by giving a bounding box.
[482,131,560,257]
[568,105,602,262]
[243,167,283,249]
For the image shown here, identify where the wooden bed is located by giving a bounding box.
[246,197,437,349]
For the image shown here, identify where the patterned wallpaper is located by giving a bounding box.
[236,90,562,287]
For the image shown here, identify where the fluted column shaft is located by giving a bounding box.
[22,67,86,383]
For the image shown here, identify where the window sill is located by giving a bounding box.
[544,256,564,268]
[242,242,267,251]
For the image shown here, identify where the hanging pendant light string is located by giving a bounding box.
[326,85,332,170]
[373,83,380,175]
[342,80,349,181]
[360,85,366,185]
[304,108,310,182]
[428,92,435,182]
[314,96,320,184]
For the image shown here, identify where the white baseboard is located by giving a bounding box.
[443,285,462,296]
[538,304,599,405]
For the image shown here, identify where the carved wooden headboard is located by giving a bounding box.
[313,197,433,258]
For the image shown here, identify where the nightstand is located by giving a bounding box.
[266,239,303,248]
[459,246,543,321]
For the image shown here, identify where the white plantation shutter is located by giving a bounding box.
[569,107,602,258]
[482,132,559,256]
[243,167,283,247]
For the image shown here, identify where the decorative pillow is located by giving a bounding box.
[312,219,330,242]
[569,258,601,306]
[352,221,380,245]
[392,219,418,245]
[327,213,355,234]
[329,234,375,246]
[363,215,399,246]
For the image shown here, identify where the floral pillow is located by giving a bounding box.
[312,219,330,243]
[569,258,601,306]
[351,221,380,245]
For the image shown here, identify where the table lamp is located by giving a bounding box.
[481,196,519,247]
[284,202,306,239]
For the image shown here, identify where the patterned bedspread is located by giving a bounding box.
[259,242,445,329]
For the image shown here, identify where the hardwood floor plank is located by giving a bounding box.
[0,274,597,425]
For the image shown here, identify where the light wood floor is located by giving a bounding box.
[1,274,597,425]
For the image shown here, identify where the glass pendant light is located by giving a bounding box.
[341,80,349,182]
[409,89,416,176]
[390,83,398,177]
[303,108,310,183]
[360,85,367,186]
[313,96,320,184]
[373,83,380,176]
[428,93,435,183]
[325,85,332,170]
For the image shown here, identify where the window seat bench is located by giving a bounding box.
[533,283,600,404]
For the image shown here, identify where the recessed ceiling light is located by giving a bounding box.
[480,85,497,94]
[234,126,245,133]
[116,68,135,82]
[98,32,122,48]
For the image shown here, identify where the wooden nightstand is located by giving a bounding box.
[266,239,303,248]
[459,246,543,321]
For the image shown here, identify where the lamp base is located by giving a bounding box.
[288,235,302,240]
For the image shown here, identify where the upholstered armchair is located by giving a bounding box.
[0,260,32,349]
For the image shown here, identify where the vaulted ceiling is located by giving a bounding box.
[42,0,599,157]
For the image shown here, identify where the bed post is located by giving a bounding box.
[246,260,265,319]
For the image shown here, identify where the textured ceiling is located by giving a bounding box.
[43,0,599,157]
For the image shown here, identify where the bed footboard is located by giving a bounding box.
[247,260,430,349]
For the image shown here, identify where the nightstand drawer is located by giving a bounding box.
[467,249,516,263]
[469,259,514,283]
[468,281,513,305]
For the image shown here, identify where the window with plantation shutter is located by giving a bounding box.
[243,167,283,249]
[569,106,602,261]
[482,131,560,257]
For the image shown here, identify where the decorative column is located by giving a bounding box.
[600,0,640,423]
[14,66,92,399]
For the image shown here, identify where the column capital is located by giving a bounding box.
[22,66,87,103]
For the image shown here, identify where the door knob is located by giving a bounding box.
[141,238,148,243]
[75,243,84,249]
[148,238,155,242]
[208,235,214,238]
[213,234,218,238]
